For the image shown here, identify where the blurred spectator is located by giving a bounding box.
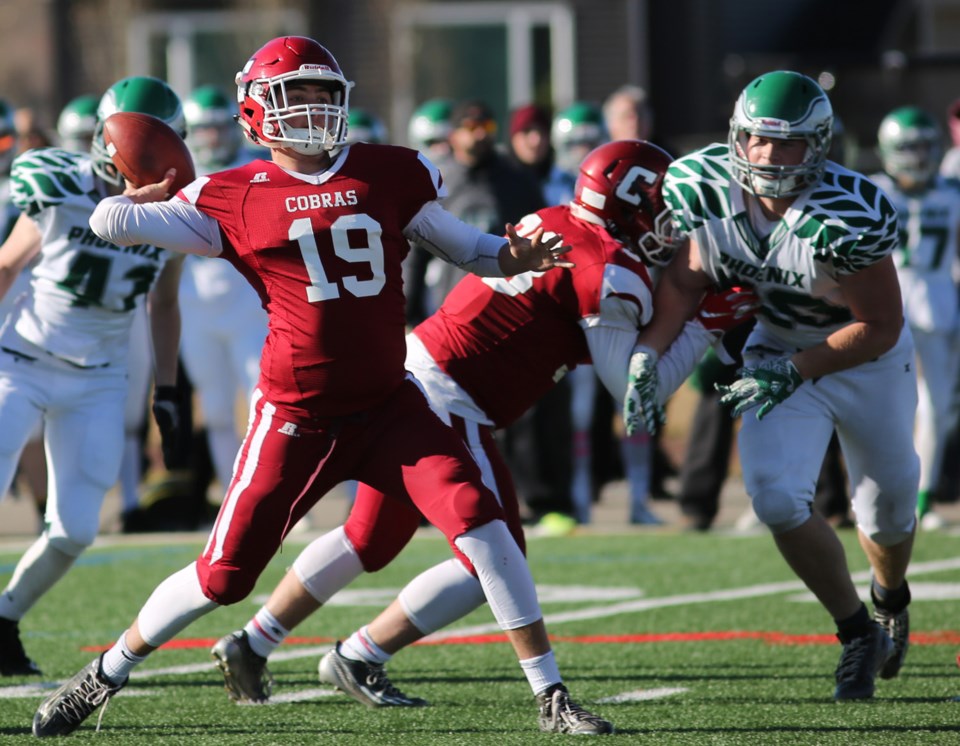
[602,85,653,142]
[13,107,52,152]
[940,98,960,180]
[506,103,553,182]
[420,99,544,308]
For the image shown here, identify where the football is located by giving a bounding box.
[102,112,196,194]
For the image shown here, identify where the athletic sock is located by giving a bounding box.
[871,578,911,615]
[244,608,289,658]
[341,625,390,665]
[100,632,146,685]
[835,603,872,642]
[520,650,561,696]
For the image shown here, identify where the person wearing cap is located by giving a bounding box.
[420,99,545,311]
[507,103,553,184]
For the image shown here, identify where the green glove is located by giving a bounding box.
[624,345,664,436]
[716,357,803,420]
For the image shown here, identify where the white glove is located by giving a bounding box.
[623,345,663,436]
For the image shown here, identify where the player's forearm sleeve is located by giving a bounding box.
[90,195,223,256]
[654,321,715,401]
[404,201,505,277]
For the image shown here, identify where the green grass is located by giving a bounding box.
[2,528,959,744]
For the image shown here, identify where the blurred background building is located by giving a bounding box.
[1,0,959,174]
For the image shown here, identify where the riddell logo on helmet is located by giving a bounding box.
[299,64,332,72]
[755,118,790,133]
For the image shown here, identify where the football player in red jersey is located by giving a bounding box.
[207,141,756,709]
[31,37,617,738]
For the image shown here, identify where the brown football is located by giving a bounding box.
[102,112,196,195]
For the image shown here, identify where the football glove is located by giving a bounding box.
[716,357,803,420]
[624,345,663,437]
[152,385,182,470]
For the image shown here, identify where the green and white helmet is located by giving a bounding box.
[56,94,99,153]
[408,98,453,153]
[0,98,16,175]
[345,108,387,145]
[729,70,833,198]
[184,84,242,169]
[877,106,942,186]
[552,101,606,173]
[91,76,186,187]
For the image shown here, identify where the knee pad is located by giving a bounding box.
[198,564,257,606]
[292,526,364,604]
[751,489,810,535]
[398,558,486,635]
[454,520,541,630]
[866,526,915,547]
[46,527,95,558]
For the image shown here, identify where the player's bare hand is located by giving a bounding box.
[500,224,575,275]
[123,168,178,203]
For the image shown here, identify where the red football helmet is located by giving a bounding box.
[235,36,354,155]
[572,139,681,266]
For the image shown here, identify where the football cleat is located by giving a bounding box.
[833,621,894,700]
[318,641,428,707]
[32,655,125,737]
[0,616,41,676]
[536,684,614,735]
[211,630,274,703]
[874,605,909,680]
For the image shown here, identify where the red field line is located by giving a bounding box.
[82,630,960,652]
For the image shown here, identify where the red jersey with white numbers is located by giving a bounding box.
[414,205,653,427]
[184,144,441,419]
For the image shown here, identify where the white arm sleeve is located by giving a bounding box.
[587,319,716,405]
[403,200,506,277]
[653,321,715,401]
[89,195,223,257]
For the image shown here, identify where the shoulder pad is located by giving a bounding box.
[10,148,94,217]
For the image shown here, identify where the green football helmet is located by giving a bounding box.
[345,108,387,145]
[0,98,16,175]
[552,101,606,173]
[408,98,453,154]
[91,76,186,187]
[877,106,942,187]
[729,71,833,198]
[184,85,243,170]
[57,94,99,154]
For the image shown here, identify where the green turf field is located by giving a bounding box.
[1,528,959,744]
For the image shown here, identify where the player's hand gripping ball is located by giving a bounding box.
[102,112,196,195]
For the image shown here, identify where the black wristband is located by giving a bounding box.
[155,385,178,401]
